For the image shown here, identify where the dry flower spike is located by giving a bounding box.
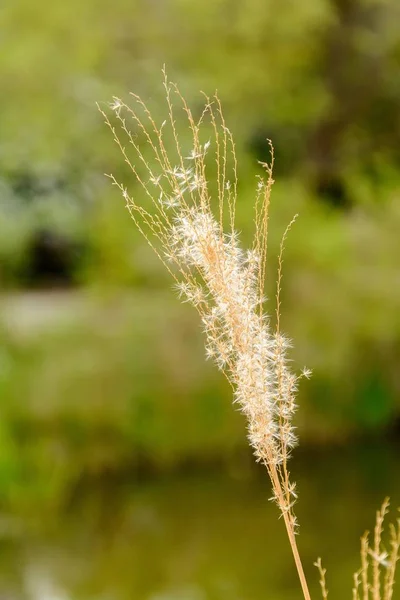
[100,71,399,600]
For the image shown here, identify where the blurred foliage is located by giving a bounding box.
[0,449,399,599]
[0,287,399,507]
[0,0,400,499]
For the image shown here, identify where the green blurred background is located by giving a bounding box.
[0,0,400,598]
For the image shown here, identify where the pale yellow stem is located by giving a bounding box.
[269,460,312,600]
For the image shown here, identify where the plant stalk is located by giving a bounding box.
[269,461,312,600]
[282,509,312,600]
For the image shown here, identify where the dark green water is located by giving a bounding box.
[0,441,399,600]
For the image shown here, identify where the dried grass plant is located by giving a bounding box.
[99,71,400,599]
